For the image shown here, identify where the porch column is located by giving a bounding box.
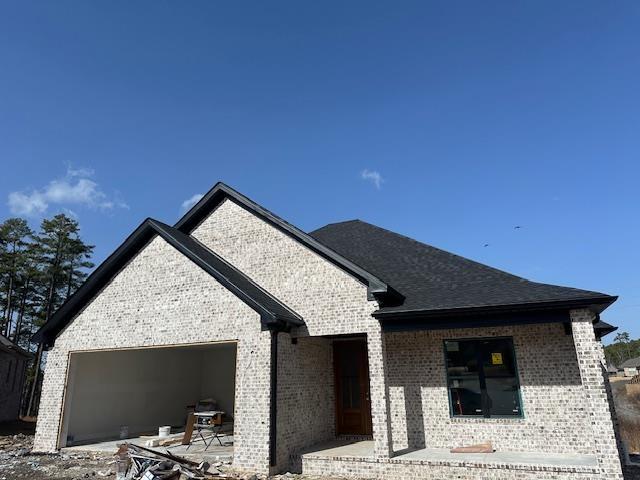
[367,324,393,459]
[570,309,624,479]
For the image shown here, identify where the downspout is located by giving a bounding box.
[269,328,279,468]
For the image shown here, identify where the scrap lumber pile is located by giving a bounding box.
[117,443,230,480]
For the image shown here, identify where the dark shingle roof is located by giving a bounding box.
[309,220,616,317]
[0,333,32,358]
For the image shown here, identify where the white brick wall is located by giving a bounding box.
[33,236,272,473]
[571,309,624,479]
[385,323,593,454]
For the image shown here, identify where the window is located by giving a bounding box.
[444,337,522,418]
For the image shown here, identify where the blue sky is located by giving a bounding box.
[1,1,638,341]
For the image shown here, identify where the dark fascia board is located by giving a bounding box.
[373,296,618,322]
[594,320,618,339]
[32,218,302,347]
[381,309,571,332]
[174,182,397,301]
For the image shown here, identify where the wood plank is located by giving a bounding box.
[181,413,195,445]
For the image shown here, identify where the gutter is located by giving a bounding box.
[373,296,618,321]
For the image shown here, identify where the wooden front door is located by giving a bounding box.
[334,339,373,436]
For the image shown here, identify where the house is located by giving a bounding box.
[620,357,640,377]
[0,333,31,422]
[32,182,624,479]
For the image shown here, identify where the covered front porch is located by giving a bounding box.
[299,438,600,478]
[283,310,620,478]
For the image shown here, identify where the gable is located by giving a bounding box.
[54,236,259,350]
[190,199,377,336]
[176,182,395,302]
[33,218,300,348]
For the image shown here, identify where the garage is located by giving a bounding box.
[58,342,237,449]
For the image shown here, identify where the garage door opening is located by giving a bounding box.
[58,342,237,453]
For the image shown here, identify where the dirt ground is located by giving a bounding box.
[0,421,116,480]
[0,421,319,480]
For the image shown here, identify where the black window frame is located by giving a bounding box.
[443,336,523,419]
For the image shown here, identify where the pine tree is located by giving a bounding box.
[0,218,33,338]
[25,214,94,416]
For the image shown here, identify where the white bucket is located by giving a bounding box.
[158,426,171,438]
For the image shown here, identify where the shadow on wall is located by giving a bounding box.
[385,323,584,453]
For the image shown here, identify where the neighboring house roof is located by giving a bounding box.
[620,357,640,369]
[0,333,32,358]
[309,220,617,319]
[32,218,302,347]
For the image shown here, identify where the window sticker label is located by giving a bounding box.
[491,352,503,365]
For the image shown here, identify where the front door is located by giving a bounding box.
[334,339,373,436]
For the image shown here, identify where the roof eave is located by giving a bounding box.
[372,295,618,321]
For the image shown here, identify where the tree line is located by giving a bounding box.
[604,331,640,368]
[1,214,94,416]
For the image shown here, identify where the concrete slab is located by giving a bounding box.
[302,439,598,469]
[62,433,234,463]
[301,439,374,458]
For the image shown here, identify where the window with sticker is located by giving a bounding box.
[444,337,522,418]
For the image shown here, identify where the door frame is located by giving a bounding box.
[333,337,373,436]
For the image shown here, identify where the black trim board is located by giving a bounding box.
[373,296,617,322]
[380,309,571,332]
[380,308,619,336]
[174,182,399,303]
[32,219,302,347]
[594,320,618,339]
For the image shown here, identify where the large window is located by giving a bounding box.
[444,337,522,418]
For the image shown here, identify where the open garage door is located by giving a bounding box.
[58,342,237,447]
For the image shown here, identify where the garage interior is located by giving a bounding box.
[58,342,237,453]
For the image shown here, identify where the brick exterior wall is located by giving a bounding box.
[571,309,624,479]
[33,236,273,473]
[385,323,593,455]
[300,454,601,479]
[275,334,335,471]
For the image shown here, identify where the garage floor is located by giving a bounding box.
[63,433,234,463]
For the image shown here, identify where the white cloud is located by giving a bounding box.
[7,167,128,216]
[8,191,48,216]
[181,193,204,212]
[361,169,384,189]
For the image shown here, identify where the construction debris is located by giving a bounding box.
[450,441,494,454]
[117,443,232,480]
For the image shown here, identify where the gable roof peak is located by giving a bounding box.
[174,182,395,300]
